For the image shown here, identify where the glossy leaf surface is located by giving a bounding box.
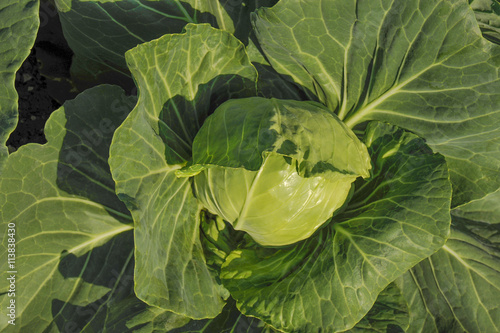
[0,85,140,332]
[0,0,39,172]
[109,24,257,319]
[397,188,500,332]
[219,122,451,332]
[254,0,500,206]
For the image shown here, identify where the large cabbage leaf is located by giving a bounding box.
[55,0,278,85]
[217,122,451,332]
[253,0,500,206]
[471,0,500,44]
[0,85,158,331]
[185,97,370,178]
[168,299,280,333]
[108,24,258,319]
[396,188,500,332]
[346,282,409,332]
[0,0,39,172]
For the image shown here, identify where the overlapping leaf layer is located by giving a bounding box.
[2,0,500,332]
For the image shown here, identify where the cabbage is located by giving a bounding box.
[186,97,371,246]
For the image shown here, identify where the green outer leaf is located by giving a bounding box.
[169,299,280,333]
[187,97,371,179]
[253,0,500,206]
[0,0,39,172]
[471,0,500,44]
[127,23,257,164]
[397,188,500,333]
[0,85,135,331]
[58,0,214,82]
[46,234,136,333]
[348,283,409,333]
[219,122,451,332]
[246,38,308,101]
[94,294,190,332]
[217,0,280,44]
[453,186,500,224]
[74,253,190,332]
[200,211,246,273]
[57,0,277,86]
[109,24,257,319]
[55,0,122,12]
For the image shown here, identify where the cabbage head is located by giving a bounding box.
[179,97,371,246]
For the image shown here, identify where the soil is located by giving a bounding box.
[7,49,60,152]
[7,0,75,153]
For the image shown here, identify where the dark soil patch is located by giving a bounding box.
[7,0,75,152]
[7,48,60,151]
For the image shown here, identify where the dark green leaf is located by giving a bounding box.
[348,283,409,333]
[109,24,257,319]
[169,299,279,333]
[471,0,500,44]
[187,97,370,179]
[0,85,136,331]
[0,0,39,172]
[95,295,190,333]
[56,0,277,87]
[218,122,451,332]
[246,39,308,101]
[253,0,500,206]
[396,188,500,333]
